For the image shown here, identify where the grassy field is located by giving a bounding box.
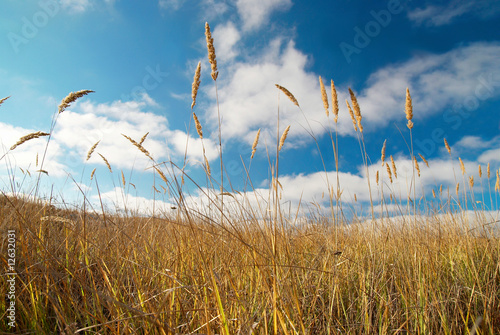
[1,23,499,334]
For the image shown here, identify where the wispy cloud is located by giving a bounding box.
[408,0,500,27]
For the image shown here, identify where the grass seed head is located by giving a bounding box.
[193,112,203,139]
[0,96,10,107]
[405,87,413,129]
[58,90,94,114]
[98,153,112,173]
[275,84,299,107]
[391,155,397,179]
[205,22,218,81]
[139,132,149,146]
[86,140,100,161]
[346,100,358,132]
[191,61,201,109]
[10,131,50,150]
[386,162,393,183]
[418,153,429,167]
[381,139,387,165]
[331,80,339,122]
[279,125,291,152]
[348,88,363,132]
[444,138,451,154]
[459,157,465,175]
[319,76,329,117]
[251,129,261,159]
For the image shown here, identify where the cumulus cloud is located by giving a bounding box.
[158,0,185,11]
[203,40,500,148]
[235,0,292,31]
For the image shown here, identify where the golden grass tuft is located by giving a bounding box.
[90,168,96,180]
[86,140,100,161]
[414,157,421,177]
[390,155,397,179]
[205,22,218,81]
[348,88,363,132]
[275,84,300,107]
[193,112,203,139]
[191,61,201,109]
[251,129,261,159]
[278,125,291,152]
[469,176,474,188]
[459,157,466,175]
[122,134,154,161]
[496,170,500,192]
[386,162,393,183]
[331,80,339,122]
[418,153,429,167]
[58,90,94,114]
[380,139,387,165]
[478,165,482,178]
[444,138,451,154]
[487,162,491,179]
[376,170,379,185]
[139,132,149,146]
[98,153,112,173]
[319,76,329,117]
[346,100,358,132]
[405,87,413,129]
[0,96,10,107]
[10,131,50,150]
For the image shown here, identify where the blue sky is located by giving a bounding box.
[1,0,500,215]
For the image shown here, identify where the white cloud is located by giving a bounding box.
[60,0,92,13]
[0,123,67,178]
[213,22,241,62]
[204,40,500,147]
[408,0,500,27]
[158,0,185,11]
[236,0,292,31]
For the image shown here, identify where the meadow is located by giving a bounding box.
[1,23,499,334]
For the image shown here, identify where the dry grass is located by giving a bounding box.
[1,22,499,335]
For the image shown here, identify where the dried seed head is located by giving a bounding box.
[204,156,211,176]
[418,153,429,167]
[348,88,363,132]
[331,80,339,123]
[58,90,94,114]
[205,22,218,81]
[10,131,50,150]
[444,138,451,154]
[456,182,460,196]
[496,170,500,192]
[376,170,379,185]
[478,165,482,178]
[90,168,96,180]
[251,129,261,159]
[459,157,465,175]
[391,155,397,179]
[432,189,436,198]
[0,96,10,107]
[193,112,203,139]
[275,84,299,107]
[414,156,421,177]
[278,125,291,152]
[98,153,112,173]
[139,132,149,146]
[121,170,126,187]
[469,176,474,188]
[487,163,491,179]
[346,100,358,132]
[86,140,100,161]
[386,162,393,183]
[381,139,387,165]
[405,87,413,129]
[191,61,201,109]
[319,76,329,117]
[122,134,154,161]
